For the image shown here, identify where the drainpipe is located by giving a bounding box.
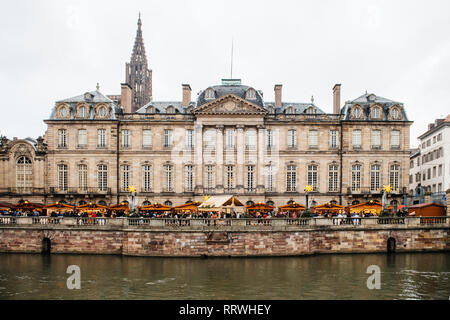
[116,120,120,204]
[339,120,343,205]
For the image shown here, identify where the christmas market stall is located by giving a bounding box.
[44,202,76,214]
[173,201,202,215]
[108,202,130,215]
[138,203,173,215]
[312,202,345,215]
[347,200,382,215]
[245,202,275,216]
[278,202,305,215]
[14,200,44,213]
[0,202,14,212]
[408,203,446,217]
[198,195,245,216]
[76,202,109,213]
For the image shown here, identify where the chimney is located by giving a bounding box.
[274,84,282,107]
[121,83,132,113]
[333,84,341,114]
[182,84,192,107]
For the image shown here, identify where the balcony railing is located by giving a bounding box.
[0,216,448,228]
[48,187,111,194]
[4,187,46,194]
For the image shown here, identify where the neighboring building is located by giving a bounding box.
[409,115,450,195]
[0,17,413,208]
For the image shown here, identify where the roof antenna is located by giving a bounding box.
[230,36,234,79]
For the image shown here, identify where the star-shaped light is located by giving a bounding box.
[128,185,136,193]
[305,185,314,193]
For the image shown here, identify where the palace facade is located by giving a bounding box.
[0,16,412,208]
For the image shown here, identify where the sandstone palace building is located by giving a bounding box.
[0,16,412,208]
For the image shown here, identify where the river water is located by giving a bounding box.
[0,252,449,300]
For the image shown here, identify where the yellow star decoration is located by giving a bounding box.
[203,195,210,201]
[304,185,314,193]
[128,185,136,193]
[384,184,392,193]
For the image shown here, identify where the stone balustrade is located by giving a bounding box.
[1,216,449,230]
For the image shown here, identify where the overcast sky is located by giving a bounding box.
[1,0,449,147]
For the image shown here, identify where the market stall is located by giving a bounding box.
[245,202,275,215]
[76,202,109,213]
[14,200,44,213]
[408,203,446,217]
[138,203,173,214]
[278,202,305,214]
[312,202,345,215]
[108,202,130,214]
[347,200,382,215]
[44,202,76,214]
[198,195,245,216]
[173,201,202,214]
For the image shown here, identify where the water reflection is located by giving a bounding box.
[0,253,449,300]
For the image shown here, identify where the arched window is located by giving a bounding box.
[353,107,361,118]
[391,108,400,120]
[305,107,315,114]
[16,156,33,191]
[146,106,155,114]
[98,200,107,206]
[142,201,150,206]
[205,88,215,100]
[287,200,295,205]
[246,200,255,206]
[371,107,381,119]
[164,200,173,206]
[352,200,360,205]
[266,200,275,206]
[78,200,87,205]
[79,106,87,118]
[246,88,256,100]
[286,106,294,114]
[166,106,175,114]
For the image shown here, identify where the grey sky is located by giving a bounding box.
[1,0,449,147]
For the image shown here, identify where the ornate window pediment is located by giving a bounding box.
[56,103,71,119]
[351,105,364,119]
[205,88,215,100]
[389,105,403,120]
[370,104,382,120]
[246,88,256,100]
[95,103,109,118]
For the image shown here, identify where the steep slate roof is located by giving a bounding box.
[196,84,264,108]
[264,102,325,114]
[341,92,409,121]
[49,90,118,120]
[136,101,196,114]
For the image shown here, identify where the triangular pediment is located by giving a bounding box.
[193,94,268,115]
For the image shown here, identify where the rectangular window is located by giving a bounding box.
[390,165,400,191]
[78,129,87,147]
[433,166,436,178]
[226,165,234,190]
[330,130,338,149]
[246,166,255,191]
[309,130,318,148]
[205,165,215,189]
[328,164,338,192]
[286,165,297,192]
[143,130,152,148]
[352,130,361,148]
[307,165,318,191]
[58,164,68,191]
[371,130,381,148]
[142,165,152,192]
[266,165,274,192]
[287,129,296,148]
[266,129,274,149]
[351,164,361,192]
[226,130,235,149]
[97,165,107,191]
[121,129,130,148]
[164,129,173,148]
[204,130,215,149]
[185,165,194,192]
[164,164,173,192]
[97,129,106,148]
[438,183,442,192]
[58,129,67,148]
[78,164,87,192]
[370,164,380,192]
[121,164,130,192]
[185,129,194,149]
[438,164,442,176]
[417,157,420,166]
[245,130,256,150]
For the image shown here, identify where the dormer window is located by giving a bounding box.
[368,94,376,102]
[205,88,215,100]
[246,88,256,100]
[84,92,94,101]
[286,106,294,114]
[59,106,68,118]
[98,106,107,117]
[79,106,87,118]
[166,106,175,114]
[146,106,155,114]
[353,107,362,118]
[305,107,315,114]
[391,108,400,120]
[371,107,381,119]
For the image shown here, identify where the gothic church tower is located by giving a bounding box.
[125,13,152,112]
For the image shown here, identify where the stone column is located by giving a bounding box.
[194,123,203,193]
[216,125,224,193]
[236,125,245,193]
[257,125,265,193]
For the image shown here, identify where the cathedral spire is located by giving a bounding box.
[125,13,153,112]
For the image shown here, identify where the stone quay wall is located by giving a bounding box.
[1,217,449,257]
